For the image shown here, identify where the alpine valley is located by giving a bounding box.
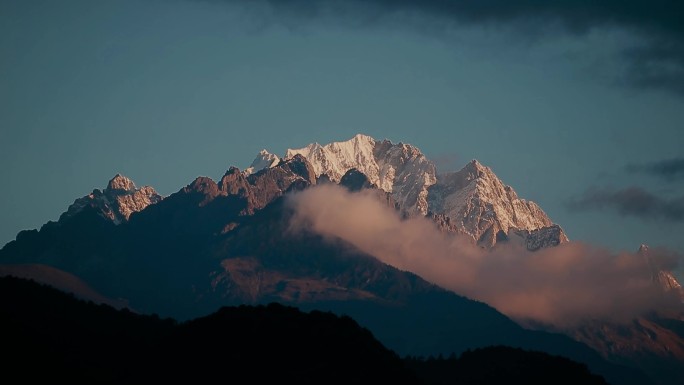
[2,134,683,384]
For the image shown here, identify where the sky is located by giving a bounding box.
[1,0,683,258]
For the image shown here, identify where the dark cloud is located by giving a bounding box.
[241,0,684,32]
[569,186,684,221]
[627,158,684,181]
[621,41,684,95]
[208,0,684,95]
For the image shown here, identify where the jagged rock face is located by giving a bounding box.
[503,225,571,252]
[274,135,564,248]
[654,270,683,293]
[60,174,162,224]
[219,154,317,214]
[285,134,437,215]
[428,160,560,247]
[244,154,316,212]
[247,135,561,247]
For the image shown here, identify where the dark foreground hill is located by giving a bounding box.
[0,276,414,384]
[1,276,610,385]
[406,347,608,385]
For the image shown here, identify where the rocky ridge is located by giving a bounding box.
[284,134,437,216]
[60,174,162,225]
[250,134,567,250]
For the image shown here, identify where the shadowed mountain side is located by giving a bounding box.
[212,196,652,385]
[0,180,247,317]
[0,263,126,309]
[571,317,684,385]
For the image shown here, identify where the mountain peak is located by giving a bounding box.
[61,175,162,225]
[638,244,684,299]
[286,134,436,215]
[459,159,494,181]
[428,160,555,246]
[106,174,136,192]
[244,150,280,176]
[350,133,376,144]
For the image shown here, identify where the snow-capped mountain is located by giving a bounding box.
[4,133,682,385]
[250,134,565,248]
[60,174,162,225]
[285,134,437,216]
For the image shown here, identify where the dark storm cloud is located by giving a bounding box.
[242,0,683,30]
[627,158,684,181]
[209,0,684,95]
[569,186,684,222]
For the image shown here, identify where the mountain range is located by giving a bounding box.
[2,134,682,384]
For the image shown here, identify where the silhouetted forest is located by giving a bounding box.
[1,276,608,384]
[405,347,608,385]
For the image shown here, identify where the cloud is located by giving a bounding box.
[627,158,684,181]
[206,0,684,95]
[287,184,682,327]
[569,186,684,222]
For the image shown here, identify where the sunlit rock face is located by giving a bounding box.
[285,134,437,216]
[60,174,162,224]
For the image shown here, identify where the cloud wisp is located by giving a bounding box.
[627,158,684,182]
[287,184,681,327]
[569,186,684,222]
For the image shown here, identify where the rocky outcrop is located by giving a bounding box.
[60,174,162,224]
[217,154,317,215]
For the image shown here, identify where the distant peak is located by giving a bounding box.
[106,174,136,192]
[469,159,485,169]
[460,159,491,178]
[351,133,375,142]
[244,149,280,176]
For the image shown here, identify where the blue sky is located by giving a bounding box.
[2,0,683,256]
